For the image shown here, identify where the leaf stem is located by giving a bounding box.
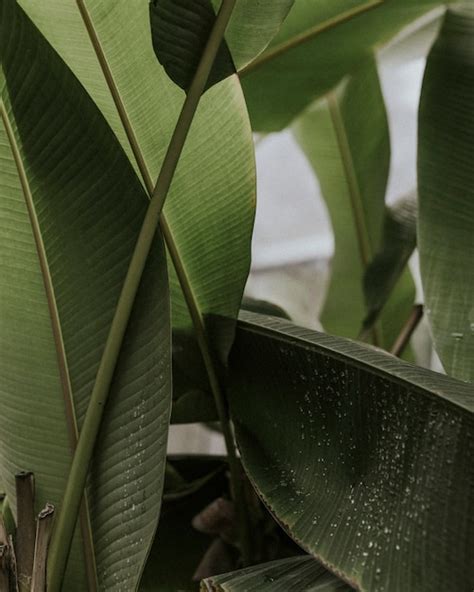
[47,2,238,589]
[390,304,423,357]
[77,0,252,566]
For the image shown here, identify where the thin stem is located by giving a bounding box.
[240,0,384,77]
[390,304,423,357]
[77,0,252,565]
[47,2,238,590]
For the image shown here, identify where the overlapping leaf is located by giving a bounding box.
[202,556,352,591]
[229,312,474,592]
[293,58,414,347]
[0,1,171,589]
[149,0,294,92]
[20,0,256,362]
[241,0,456,131]
[418,5,474,382]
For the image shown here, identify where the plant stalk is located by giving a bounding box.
[390,304,423,357]
[77,0,252,566]
[47,2,238,589]
[31,504,55,592]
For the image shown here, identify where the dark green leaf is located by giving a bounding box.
[150,0,294,92]
[229,312,474,592]
[362,195,417,335]
[149,0,235,92]
[202,556,352,591]
[418,5,474,381]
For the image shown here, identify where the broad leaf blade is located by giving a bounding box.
[19,0,256,360]
[0,2,171,589]
[293,58,415,347]
[362,194,417,334]
[202,556,352,591]
[229,312,474,592]
[241,0,454,131]
[418,6,474,382]
[19,0,256,426]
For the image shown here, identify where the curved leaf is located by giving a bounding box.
[202,556,352,591]
[229,312,474,592]
[362,194,417,335]
[293,58,415,347]
[20,0,256,362]
[418,5,474,382]
[241,0,454,131]
[0,2,171,590]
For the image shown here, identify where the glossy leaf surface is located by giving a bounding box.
[229,312,474,592]
[418,5,474,381]
[0,1,171,589]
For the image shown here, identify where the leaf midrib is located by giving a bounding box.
[0,100,98,590]
[239,0,384,77]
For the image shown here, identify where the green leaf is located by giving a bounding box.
[293,58,415,347]
[362,194,417,335]
[418,5,474,382]
[241,297,291,321]
[241,0,455,131]
[229,311,474,592]
[0,2,171,590]
[202,556,352,591]
[19,0,255,360]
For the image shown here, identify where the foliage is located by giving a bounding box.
[0,1,472,591]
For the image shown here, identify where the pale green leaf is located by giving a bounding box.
[202,556,352,591]
[293,58,415,347]
[229,312,474,592]
[418,5,474,382]
[0,2,171,589]
[241,0,455,131]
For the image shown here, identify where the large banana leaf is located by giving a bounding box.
[241,0,452,131]
[0,2,171,590]
[202,556,352,591]
[293,58,415,347]
[418,5,474,382]
[19,0,256,365]
[150,0,294,92]
[229,312,474,592]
